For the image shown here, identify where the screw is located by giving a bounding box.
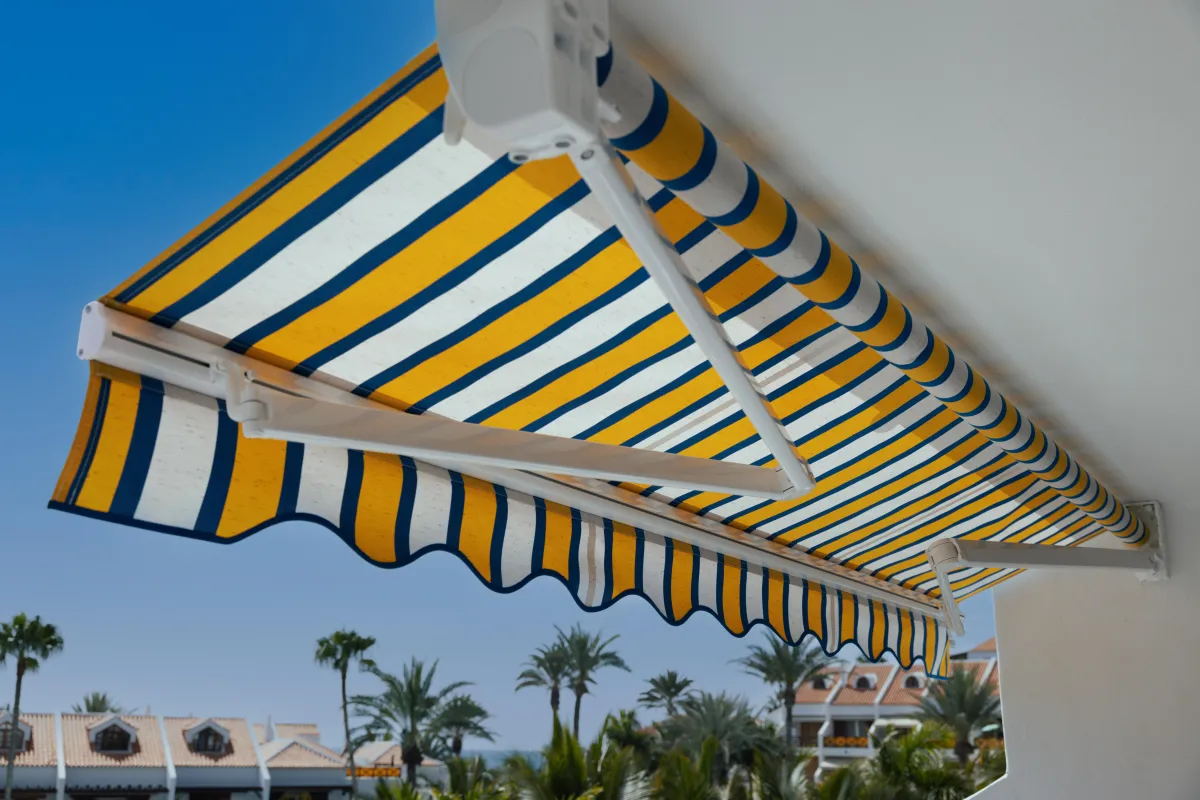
[580,149,594,160]
[510,152,529,164]
[555,139,572,149]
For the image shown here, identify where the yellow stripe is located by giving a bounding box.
[118,71,449,319]
[870,602,886,659]
[857,290,910,350]
[609,522,639,598]
[804,582,824,641]
[354,453,405,563]
[256,159,581,370]
[541,501,575,580]
[924,617,937,669]
[945,368,989,419]
[216,432,287,539]
[53,365,105,504]
[456,475,497,582]
[897,611,913,665]
[796,239,855,305]
[906,335,952,387]
[630,93,707,183]
[765,570,787,639]
[722,180,791,252]
[75,376,142,513]
[670,540,695,622]
[839,592,856,645]
[106,43,443,309]
[721,557,744,634]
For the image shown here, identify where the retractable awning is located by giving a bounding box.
[50,30,1147,677]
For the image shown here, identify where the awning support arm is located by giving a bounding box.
[926,501,1167,635]
[434,0,815,499]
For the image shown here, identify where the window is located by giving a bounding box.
[832,719,871,738]
[854,676,871,690]
[797,722,822,747]
[0,724,24,753]
[904,676,921,689]
[193,727,225,754]
[97,726,132,752]
[811,677,827,690]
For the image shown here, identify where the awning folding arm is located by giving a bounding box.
[925,501,1168,634]
[434,0,815,499]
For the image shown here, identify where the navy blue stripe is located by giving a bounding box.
[993,411,1030,446]
[942,363,976,404]
[689,545,701,613]
[749,201,798,258]
[109,378,165,518]
[277,442,304,516]
[117,54,443,304]
[873,306,913,352]
[819,583,829,647]
[960,380,993,419]
[153,109,449,328]
[823,259,863,311]
[735,301,819,351]
[800,578,810,641]
[916,345,957,390]
[490,484,509,587]
[714,552,726,623]
[596,46,614,86]
[699,250,753,291]
[445,471,466,551]
[633,527,645,593]
[531,496,548,572]
[231,146,520,353]
[709,166,760,227]
[567,508,583,595]
[67,377,112,506]
[781,577,793,642]
[718,277,786,323]
[843,284,888,333]
[609,79,669,151]
[602,520,616,605]
[787,231,831,286]
[394,456,418,560]
[673,221,715,254]
[894,326,936,369]
[339,450,365,545]
[297,179,590,375]
[760,567,770,628]
[194,400,239,534]
[976,398,1010,432]
[414,269,652,412]
[661,126,718,192]
[661,536,675,621]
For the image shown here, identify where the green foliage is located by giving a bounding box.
[864,725,972,800]
[354,658,470,786]
[555,625,630,740]
[373,781,423,800]
[432,756,505,800]
[733,635,832,749]
[975,745,1006,789]
[752,748,812,800]
[650,738,718,800]
[658,691,779,786]
[505,716,645,800]
[808,765,867,800]
[603,711,656,770]
[919,667,1002,767]
[637,671,693,719]
[2,613,65,800]
[315,629,376,797]
[517,642,572,720]
[72,692,123,713]
[434,695,495,757]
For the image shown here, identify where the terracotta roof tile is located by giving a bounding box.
[5,714,55,767]
[265,741,343,769]
[354,742,439,768]
[832,665,892,705]
[61,714,165,768]
[163,717,258,767]
[880,667,927,706]
[275,723,320,743]
[973,637,997,652]
[794,669,841,704]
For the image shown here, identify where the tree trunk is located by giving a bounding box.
[550,684,560,719]
[783,696,795,750]
[954,739,973,769]
[572,690,583,740]
[452,733,463,757]
[341,667,358,799]
[405,760,417,787]
[4,659,25,800]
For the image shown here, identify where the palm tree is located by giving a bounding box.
[434,694,494,757]
[808,764,867,800]
[603,710,656,770]
[315,629,376,799]
[919,666,1001,768]
[1,614,64,800]
[71,692,124,714]
[556,625,630,740]
[505,716,641,800]
[516,641,571,725]
[651,738,719,800]
[354,659,469,787]
[864,725,971,800]
[659,692,777,787]
[733,634,831,750]
[442,756,504,800]
[372,781,422,800]
[752,748,813,800]
[638,671,693,719]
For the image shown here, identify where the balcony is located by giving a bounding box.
[821,735,873,757]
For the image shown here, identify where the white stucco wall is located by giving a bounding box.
[970,524,1200,800]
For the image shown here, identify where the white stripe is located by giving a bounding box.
[408,462,453,552]
[134,386,219,529]
[696,549,719,611]
[319,194,599,386]
[885,606,901,654]
[181,139,495,337]
[743,565,764,625]
[675,140,749,219]
[295,444,348,525]
[837,274,883,330]
[500,490,536,588]
[786,579,806,642]
[640,532,668,616]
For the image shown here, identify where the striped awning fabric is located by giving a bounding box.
[50,44,1142,677]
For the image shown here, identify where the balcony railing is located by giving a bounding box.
[823,736,870,749]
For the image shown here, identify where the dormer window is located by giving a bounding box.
[812,677,828,690]
[855,676,871,690]
[0,714,31,754]
[904,676,922,689]
[88,715,137,754]
[185,719,230,755]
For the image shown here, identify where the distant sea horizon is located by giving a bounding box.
[460,749,543,769]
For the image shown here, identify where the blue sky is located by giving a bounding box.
[0,1,994,751]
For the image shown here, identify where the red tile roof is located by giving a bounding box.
[973,637,997,653]
[880,666,927,706]
[832,665,892,705]
[162,717,258,767]
[6,714,55,767]
[794,669,842,704]
[274,723,320,740]
[264,740,343,769]
[61,714,166,767]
